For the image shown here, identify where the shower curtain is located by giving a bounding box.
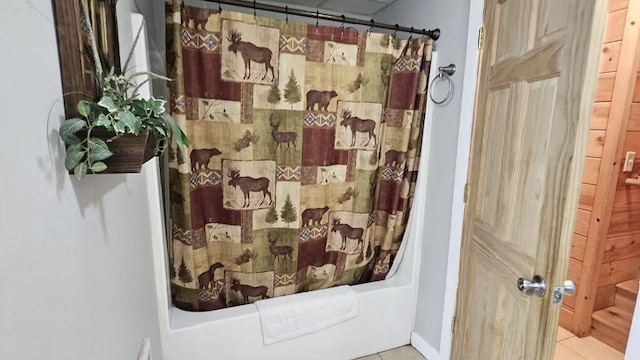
[166,2,433,311]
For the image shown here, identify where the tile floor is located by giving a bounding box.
[355,346,425,360]
[354,327,625,360]
[555,327,624,360]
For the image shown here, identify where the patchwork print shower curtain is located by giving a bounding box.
[166,2,433,311]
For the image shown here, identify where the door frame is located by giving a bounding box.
[423,1,639,360]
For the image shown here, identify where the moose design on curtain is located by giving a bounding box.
[166,2,433,311]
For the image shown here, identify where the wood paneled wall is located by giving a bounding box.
[561,0,640,336]
[595,77,640,302]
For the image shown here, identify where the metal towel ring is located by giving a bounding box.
[429,64,456,105]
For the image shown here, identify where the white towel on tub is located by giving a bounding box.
[255,285,359,344]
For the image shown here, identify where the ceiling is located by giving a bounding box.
[270,0,400,16]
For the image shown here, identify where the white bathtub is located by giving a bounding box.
[139,14,436,357]
[149,197,424,360]
[147,166,427,359]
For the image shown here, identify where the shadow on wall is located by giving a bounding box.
[40,100,132,240]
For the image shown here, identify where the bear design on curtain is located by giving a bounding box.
[166,2,433,311]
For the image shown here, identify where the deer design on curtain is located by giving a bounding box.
[166,2,433,311]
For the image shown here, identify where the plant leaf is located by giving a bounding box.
[87,137,111,162]
[64,134,81,145]
[128,71,173,82]
[98,96,117,112]
[123,21,145,72]
[74,162,88,180]
[130,99,147,117]
[131,79,150,99]
[67,143,82,152]
[119,110,141,134]
[95,114,111,128]
[67,143,83,155]
[154,126,166,137]
[89,147,113,161]
[90,161,107,173]
[60,118,87,143]
[113,120,126,134]
[77,100,92,117]
[162,113,189,148]
[65,147,85,170]
[88,137,109,151]
[149,99,166,116]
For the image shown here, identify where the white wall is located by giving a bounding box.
[0,1,162,359]
[626,282,640,359]
[376,0,475,354]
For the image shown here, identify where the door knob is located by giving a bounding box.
[552,280,576,304]
[517,275,546,297]
[563,280,576,295]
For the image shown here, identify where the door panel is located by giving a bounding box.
[462,254,529,359]
[452,0,606,359]
[476,88,511,234]
[536,1,571,42]
[492,0,533,64]
[511,78,557,256]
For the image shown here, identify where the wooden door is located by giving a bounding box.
[451,1,607,359]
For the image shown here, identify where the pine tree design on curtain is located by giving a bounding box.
[166,1,433,311]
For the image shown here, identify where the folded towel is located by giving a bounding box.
[255,285,359,345]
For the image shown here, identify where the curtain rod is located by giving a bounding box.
[198,0,441,40]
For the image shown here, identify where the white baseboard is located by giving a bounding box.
[411,332,443,360]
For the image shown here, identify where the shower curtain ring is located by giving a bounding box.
[285,5,288,24]
[367,19,375,34]
[340,14,346,36]
[217,1,222,11]
[392,24,399,39]
[315,10,319,30]
[253,0,256,19]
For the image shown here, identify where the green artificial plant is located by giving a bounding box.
[59,0,188,180]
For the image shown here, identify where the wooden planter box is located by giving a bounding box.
[70,129,158,174]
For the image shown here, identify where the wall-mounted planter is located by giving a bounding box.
[69,129,158,175]
[102,130,157,173]
[55,1,188,181]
